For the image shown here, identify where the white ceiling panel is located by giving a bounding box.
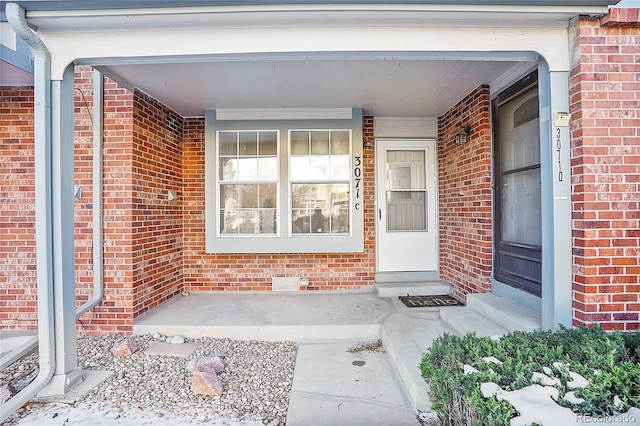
[102,58,530,117]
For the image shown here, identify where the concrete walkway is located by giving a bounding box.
[134,291,453,424]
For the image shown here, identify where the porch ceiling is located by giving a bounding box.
[98,58,529,117]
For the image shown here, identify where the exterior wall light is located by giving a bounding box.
[363,140,374,147]
[454,125,472,146]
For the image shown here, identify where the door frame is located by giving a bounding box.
[374,139,440,281]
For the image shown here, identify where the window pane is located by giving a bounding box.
[221,184,277,235]
[221,209,239,234]
[328,183,350,234]
[331,131,350,155]
[259,184,277,209]
[259,131,278,155]
[237,158,258,180]
[292,184,313,208]
[330,155,350,179]
[291,131,309,155]
[311,131,329,155]
[310,156,330,179]
[240,185,259,208]
[239,131,257,155]
[501,169,541,246]
[220,184,239,234]
[386,190,426,231]
[500,91,540,171]
[290,157,310,180]
[291,183,349,234]
[219,157,237,181]
[258,157,278,180]
[221,184,239,208]
[219,132,237,156]
[260,209,277,234]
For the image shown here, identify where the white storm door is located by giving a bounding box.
[376,140,438,272]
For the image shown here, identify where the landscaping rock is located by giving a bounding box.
[191,369,223,396]
[169,335,185,345]
[196,356,225,374]
[1,383,16,406]
[111,338,138,357]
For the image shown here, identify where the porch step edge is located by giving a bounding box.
[132,324,381,343]
[380,325,431,412]
[440,307,509,338]
[375,281,450,298]
[467,293,541,333]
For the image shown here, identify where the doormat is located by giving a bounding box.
[399,295,464,308]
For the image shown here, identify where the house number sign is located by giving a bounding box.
[354,156,362,210]
[556,127,564,183]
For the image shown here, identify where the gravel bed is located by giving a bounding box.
[2,334,297,425]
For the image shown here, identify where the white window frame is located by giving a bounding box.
[216,129,280,237]
[205,108,364,253]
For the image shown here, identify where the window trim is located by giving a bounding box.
[205,108,364,253]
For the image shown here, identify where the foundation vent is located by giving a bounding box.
[272,277,301,291]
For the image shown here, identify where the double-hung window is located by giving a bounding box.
[205,109,364,253]
[290,130,351,235]
[218,130,278,235]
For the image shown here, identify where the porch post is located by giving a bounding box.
[39,64,83,396]
[538,60,573,331]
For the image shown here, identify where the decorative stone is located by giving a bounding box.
[1,383,16,406]
[152,332,163,340]
[169,335,185,345]
[111,338,138,357]
[186,359,197,372]
[543,366,552,375]
[196,356,225,374]
[191,369,223,396]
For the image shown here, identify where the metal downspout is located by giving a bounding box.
[76,69,104,318]
[2,3,56,423]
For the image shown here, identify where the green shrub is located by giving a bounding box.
[420,325,640,426]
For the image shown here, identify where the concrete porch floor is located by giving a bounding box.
[134,291,453,425]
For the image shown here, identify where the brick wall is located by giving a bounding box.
[569,15,640,331]
[438,85,493,301]
[130,91,184,316]
[0,86,37,328]
[73,67,97,330]
[182,116,376,291]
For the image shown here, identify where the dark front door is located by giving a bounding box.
[493,71,542,297]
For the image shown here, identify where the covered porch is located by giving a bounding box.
[1,0,612,416]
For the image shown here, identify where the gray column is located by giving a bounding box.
[39,64,84,396]
[538,60,573,331]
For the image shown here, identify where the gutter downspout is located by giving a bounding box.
[76,69,104,318]
[2,3,56,423]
